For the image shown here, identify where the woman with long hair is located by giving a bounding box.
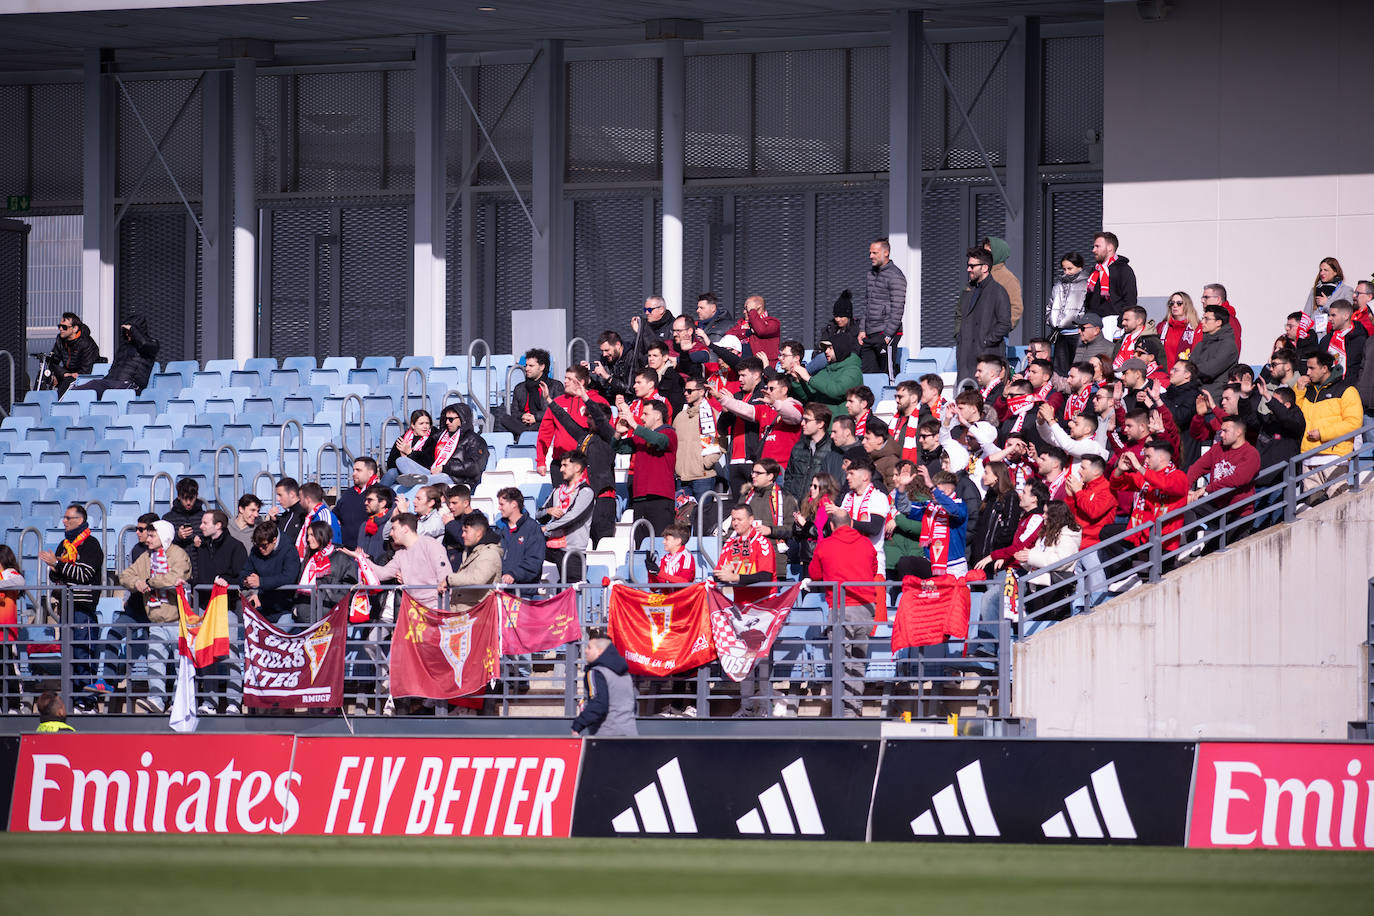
[791,472,839,569]
[1089,354,1117,388]
[294,521,359,624]
[0,545,25,713]
[977,480,1049,574]
[1305,256,1352,317]
[1158,291,1200,367]
[1025,501,1084,618]
[380,409,437,488]
[967,461,1022,567]
[1047,252,1089,374]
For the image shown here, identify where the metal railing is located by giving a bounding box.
[84,498,110,558]
[340,392,366,460]
[465,338,494,432]
[149,471,175,511]
[0,579,1004,722]
[279,417,305,481]
[316,441,351,494]
[212,443,239,512]
[1014,421,1374,632]
[566,337,590,375]
[400,366,428,419]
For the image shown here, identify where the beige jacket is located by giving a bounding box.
[444,541,502,613]
[118,545,192,623]
[673,401,719,482]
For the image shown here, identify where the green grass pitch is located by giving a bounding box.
[0,835,1370,915]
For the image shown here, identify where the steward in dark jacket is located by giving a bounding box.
[436,403,489,488]
[571,640,637,736]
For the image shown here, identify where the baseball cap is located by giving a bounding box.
[1075,313,1103,328]
[1119,358,1148,374]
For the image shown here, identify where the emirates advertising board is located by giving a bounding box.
[7,734,582,837]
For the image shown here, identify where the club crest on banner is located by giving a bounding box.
[642,593,672,650]
[438,614,475,688]
[304,621,332,682]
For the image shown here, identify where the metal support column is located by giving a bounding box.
[661,38,685,316]
[530,39,567,312]
[82,49,116,355]
[889,11,924,350]
[458,65,479,348]
[232,58,257,362]
[1005,16,1041,341]
[414,33,447,358]
[201,70,232,360]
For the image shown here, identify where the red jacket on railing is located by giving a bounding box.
[1069,475,1116,547]
[1112,464,1189,549]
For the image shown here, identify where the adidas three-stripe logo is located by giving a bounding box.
[1041,761,1137,839]
[611,758,698,834]
[910,760,1001,837]
[736,758,825,835]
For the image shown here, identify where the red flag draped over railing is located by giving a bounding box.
[488,589,582,655]
[607,581,715,677]
[389,593,501,699]
[707,583,800,682]
[891,575,972,652]
[242,600,348,709]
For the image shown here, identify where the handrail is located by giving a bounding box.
[212,443,239,511]
[340,393,366,461]
[1015,419,1374,628]
[695,488,728,566]
[400,366,429,420]
[316,441,351,494]
[465,338,494,432]
[566,337,590,374]
[251,469,277,502]
[149,471,175,511]
[503,364,525,415]
[17,526,46,586]
[560,548,587,583]
[114,523,137,575]
[84,498,110,557]
[0,347,14,417]
[379,415,404,463]
[279,417,305,480]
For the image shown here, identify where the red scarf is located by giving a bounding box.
[920,498,952,575]
[300,544,335,590]
[1295,312,1315,339]
[58,528,90,563]
[897,412,922,462]
[1065,385,1092,420]
[296,502,327,559]
[1006,394,1037,433]
[1046,467,1071,501]
[658,548,696,581]
[1087,253,1116,299]
[353,473,378,495]
[364,513,384,537]
[1113,328,1141,370]
[1329,326,1352,374]
[431,430,459,474]
[979,381,998,402]
[853,409,869,438]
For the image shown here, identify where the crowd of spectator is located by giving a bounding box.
[12,236,1373,718]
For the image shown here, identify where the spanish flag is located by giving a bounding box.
[177,582,231,669]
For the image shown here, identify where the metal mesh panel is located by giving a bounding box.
[920,183,963,346]
[269,207,332,360]
[652,195,726,307]
[341,205,409,360]
[0,86,26,199]
[295,71,385,193]
[848,46,889,173]
[734,194,805,340]
[116,78,202,204]
[942,41,1007,170]
[974,188,1006,247]
[753,50,846,176]
[255,75,281,195]
[384,69,415,190]
[1048,184,1103,290]
[816,188,884,341]
[921,45,946,170]
[494,200,531,353]
[19,215,82,329]
[445,200,463,355]
[0,222,27,405]
[444,67,468,185]
[1042,36,1103,165]
[568,58,660,183]
[575,198,645,337]
[118,209,190,362]
[685,54,750,179]
[29,84,83,205]
[477,64,533,187]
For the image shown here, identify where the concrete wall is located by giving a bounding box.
[1103,0,1374,363]
[1013,484,1374,738]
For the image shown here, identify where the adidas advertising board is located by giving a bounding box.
[572,739,879,840]
[869,740,1195,845]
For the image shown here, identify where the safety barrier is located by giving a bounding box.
[3,734,1369,848]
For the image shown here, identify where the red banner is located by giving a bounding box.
[607,581,716,677]
[488,589,582,655]
[9,734,297,833]
[890,575,971,652]
[707,583,800,682]
[288,737,581,837]
[389,593,501,699]
[1188,742,1374,850]
[243,602,348,709]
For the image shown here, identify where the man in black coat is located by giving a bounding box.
[241,521,302,624]
[45,312,100,394]
[1081,231,1138,321]
[335,457,379,551]
[162,476,207,551]
[189,508,247,715]
[270,477,307,557]
[954,247,1013,383]
[1317,299,1369,388]
[434,403,489,489]
[73,314,159,395]
[497,348,565,437]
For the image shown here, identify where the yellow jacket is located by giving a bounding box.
[1294,376,1364,457]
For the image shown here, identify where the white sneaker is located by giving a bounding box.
[771,700,791,718]
[1107,573,1140,594]
[382,698,395,717]
[224,702,241,715]
[682,705,698,718]
[197,701,217,715]
[135,696,166,714]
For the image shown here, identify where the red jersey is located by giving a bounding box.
[714,528,776,605]
[756,399,803,463]
[651,547,698,584]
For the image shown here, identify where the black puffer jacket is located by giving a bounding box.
[48,322,101,389]
[437,403,489,488]
[105,315,160,392]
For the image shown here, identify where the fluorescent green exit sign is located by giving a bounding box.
[6,195,30,212]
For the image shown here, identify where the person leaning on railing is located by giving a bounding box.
[1294,350,1365,496]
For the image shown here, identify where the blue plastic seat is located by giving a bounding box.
[244,357,276,373]
[203,358,237,375]
[191,370,227,389]
[268,369,302,393]
[58,388,97,410]
[8,402,42,421]
[321,356,357,372]
[163,359,199,381]
[99,388,137,409]
[49,401,83,423]
[228,370,262,393]
[65,425,99,448]
[281,356,316,373]
[25,426,60,448]
[180,424,215,452]
[159,449,193,470]
[309,368,342,389]
[21,390,58,410]
[127,399,159,420]
[361,356,396,372]
[348,367,381,389]
[400,355,435,372]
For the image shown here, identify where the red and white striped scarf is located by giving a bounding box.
[1087,253,1116,298]
[1329,326,1351,374]
[1113,328,1141,370]
[1006,394,1037,433]
[659,548,696,581]
[897,412,921,461]
[299,544,335,590]
[296,502,329,559]
[1064,385,1092,420]
[431,430,459,474]
[920,498,953,575]
[1046,468,1071,501]
[146,548,169,610]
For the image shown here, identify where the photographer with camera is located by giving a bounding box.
[40,312,101,394]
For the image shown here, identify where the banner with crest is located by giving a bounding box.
[606,581,715,677]
[706,583,801,682]
[487,589,582,655]
[242,600,348,708]
[389,593,501,699]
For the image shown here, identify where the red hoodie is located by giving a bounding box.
[808,525,880,608]
[1070,475,1116,546]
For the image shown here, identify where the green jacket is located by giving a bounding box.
[791,353,862,408]
[883,494,925,573]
